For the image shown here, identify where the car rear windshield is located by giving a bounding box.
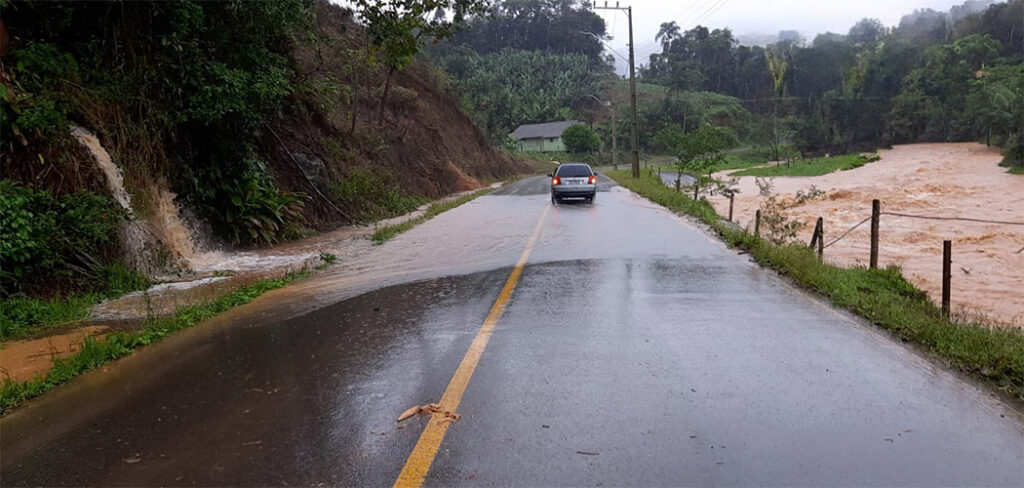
[556,165,591,177]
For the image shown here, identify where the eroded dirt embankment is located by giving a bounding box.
[711,143,1024,327]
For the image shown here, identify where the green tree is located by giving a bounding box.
[448,0,609,64]
[562,124,600,153]
[966,64,1024,167]
[658,124,728,197]
[352,0,490,124]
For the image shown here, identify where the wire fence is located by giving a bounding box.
[822,211,1024,250]
[648,168,1022,322]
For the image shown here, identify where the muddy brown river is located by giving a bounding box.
[711,143,1024,327]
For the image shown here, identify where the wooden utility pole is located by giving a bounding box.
[594,2,640,178]
[942,240,952,319]
[870,199,881,269]
[611,103,618,170]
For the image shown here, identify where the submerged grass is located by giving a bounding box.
[371,189,491,245]
[0,270,310,414]
[1,263,151,341]
[607,169,1024,403]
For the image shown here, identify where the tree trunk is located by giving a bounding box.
[378,66,396,128]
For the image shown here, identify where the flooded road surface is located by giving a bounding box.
[3,176,1023,486]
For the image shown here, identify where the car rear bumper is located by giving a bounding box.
[552,184,596,198]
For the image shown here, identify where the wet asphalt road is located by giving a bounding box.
[3,176,1023,487]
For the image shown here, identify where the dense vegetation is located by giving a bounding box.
[638,0,1023,168]
[1,0,519,331]
[429,0,1022,171]
[428,0,615,142]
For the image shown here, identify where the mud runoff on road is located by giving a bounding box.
[710,143,1024,327]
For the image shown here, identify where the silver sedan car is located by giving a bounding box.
[549,163,597,204]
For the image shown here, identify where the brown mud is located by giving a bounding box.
[0,326,109,383]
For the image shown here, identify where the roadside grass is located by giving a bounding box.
[329,168,427,222]
[716,153,771,171]
[0,270,312,414]
[644,152,769,176]
[519,156,560,174]
[371,189,490,245]
[1009,166,1024,175]
[607,169,1024,403]
[1,263,151,341]
[730,153,878,177]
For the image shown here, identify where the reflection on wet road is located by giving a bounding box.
[3,176,1023,486]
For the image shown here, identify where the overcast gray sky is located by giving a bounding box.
[596,0,989,73]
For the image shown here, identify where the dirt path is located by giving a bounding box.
[710,143,1024,327]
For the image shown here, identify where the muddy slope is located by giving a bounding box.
[260,2,526,229]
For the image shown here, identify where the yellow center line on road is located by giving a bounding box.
[393,204,550,488]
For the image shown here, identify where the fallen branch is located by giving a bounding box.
[396,403,461,424]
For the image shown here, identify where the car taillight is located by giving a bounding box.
[588,175,597,185]
[552,176,561,186]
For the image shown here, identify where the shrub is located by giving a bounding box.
[0,180,124,292]
[220,164,306,245]
[561,123,600,153]
[1000,132,1023,170]
[329,168,422,220]
[1,43,77,142]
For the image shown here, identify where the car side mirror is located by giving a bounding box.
[546,174,553,178]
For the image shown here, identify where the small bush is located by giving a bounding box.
[0,180,124,291]
[330,168,422,221]
[1,43,78,141]
[221,164,306,245]
[1000,133,1023,171]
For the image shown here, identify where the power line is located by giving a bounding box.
[679,0,727,30]
[583,30,630,62]
[639,0,717,42]
[688,0,732,29]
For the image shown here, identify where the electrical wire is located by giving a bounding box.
[688,0,732,29]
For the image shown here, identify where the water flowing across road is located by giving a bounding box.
[3,175,1022,486]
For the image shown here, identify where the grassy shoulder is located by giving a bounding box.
[647,152,771,175]
[1,263,150,341]
[607,169,1024,403]
[730,153,879,177]
[371,189,491,244]
[0,269,315,414]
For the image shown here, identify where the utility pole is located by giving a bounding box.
[611,103,617,170]
[594,1,640,178]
